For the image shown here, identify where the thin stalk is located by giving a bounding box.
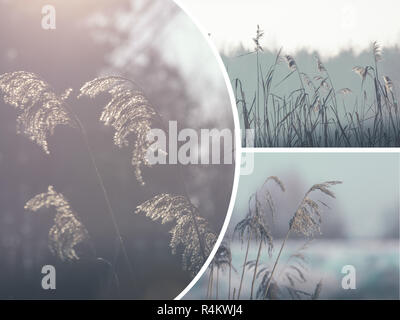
[228,259,232,300]
[216,267,220,300]
[263,228,291,299]
[250,241,263,299]
[209,266,214,299]
[206,265,213,299]
[65,106,135,284]
[176,166,207,261]
[237,230,252,299]
[256,49,260,145]
[206,267,210,298]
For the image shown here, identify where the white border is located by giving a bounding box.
[173,0,242,300]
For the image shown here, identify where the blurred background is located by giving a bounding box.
[0,0,235,299]
[185,152,400,299]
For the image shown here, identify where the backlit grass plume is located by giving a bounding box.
[24,186,90,261]
[290,181,342,237]
[263,180,342,298]
[0,71,74,154]
[78,76,158,185]
[135,193,216,275]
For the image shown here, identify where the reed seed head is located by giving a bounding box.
[383,76,394,93]
[315,56,326,73]
[24,186,90,261]
[79,76,158,185]
[290,181,342,237]
[135,193,216,275]
[284,55,297,71]
[372,41,382,62]
[253,25,264,52]
[337,88,352,95]
[0,71,74,154]
[352,66,370,81]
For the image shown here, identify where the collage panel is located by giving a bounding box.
[183,0,400,147]
[185,152,400,300]
[0,0,238,299]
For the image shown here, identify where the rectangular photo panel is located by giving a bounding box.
[184,151,400,300]
[182,0,400,147]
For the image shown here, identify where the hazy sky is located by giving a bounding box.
[179,0,400,58]
[236,152,399,239]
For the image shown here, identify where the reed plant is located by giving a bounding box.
[208,176,341,300]
[0,71,216,296]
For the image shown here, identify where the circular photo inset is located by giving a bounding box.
[0,0,238,299]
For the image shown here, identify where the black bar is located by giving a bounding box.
[0,299,398,318]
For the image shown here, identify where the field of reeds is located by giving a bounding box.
[233,27,399,147]
[202,176,343,300]
[185,167,398,300]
